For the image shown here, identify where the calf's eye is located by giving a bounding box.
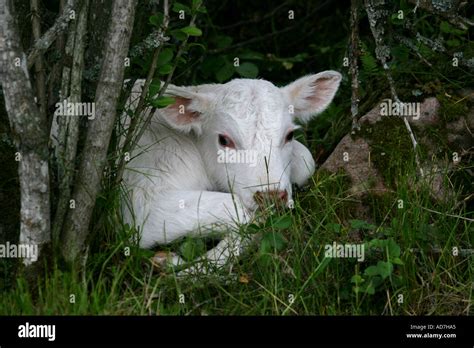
[218,134,235,148]
[285,130,294,143]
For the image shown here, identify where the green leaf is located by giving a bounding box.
[158,64,173,75]
[386,239,401,259]
[148,83,161,98]
[351,274,364,284]
[350,219,376,230]
[150,96,175,108]
[192,0,203,10]
[215,61,234,82]
[377,261,393,279]
[181,26,202,36]
[326,223,341,233]
[390,13,404,25]
[157,48,173,67]
[149,14,163,27]
[260,231,287,254]
[188,42,206,51]
[238,51,264,60]
[364,261,393,279]
[201,56,225,77]
[364,265,379,277]
[214,35,233,49]
[272,215,292,229]
[362,282,376,295]
[446,39,461,47]
[391,257,404,265]
[172,2,191,14]
[170,29,187,41]
[440,21,465,35]
[235,62,258,78]
[179,239,206,261]
[247,223,261,233]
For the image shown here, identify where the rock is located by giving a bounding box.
[408,97,440,127]
[321,97,443,201]
[321,134,387,197]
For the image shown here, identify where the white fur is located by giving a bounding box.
[122,72,341,274]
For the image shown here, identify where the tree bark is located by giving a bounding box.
[0,0,51,265]
[26,0,78,69]
[52,0,89,245]
[30,0,47,120]
[61,0,137,262]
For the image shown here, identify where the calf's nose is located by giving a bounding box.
[254,189,288,206]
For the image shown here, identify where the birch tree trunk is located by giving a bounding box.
[0,0,51,265]
[61,0,137,262]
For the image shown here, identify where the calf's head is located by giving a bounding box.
[160,71,342,210]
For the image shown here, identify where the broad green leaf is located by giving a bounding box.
[446,39,461,47]
[260,231,286,254]
[326,223,341,233]
[172,2,191,14]
[179,239,206,261]
[364,261,393,279]
[181,26,202,36]
[391,257,404,265]
[364,265,379,277]
[386,239,401,259]
[215,35,233,49]
[351,274,364,284]
[362,282,376,295]
[157,48,174,67]
[235,62,258,78]
[149,14,163,27]
[192,0,203,10]
[350,219,376,230]
[215,61,234,82]
[171,29,187,41]
[201,56,225,77]
[238,51,265,60]
[376,261,393,279]
[158,64,173,75]
[188,42,206,51]
[440,21,465,35]
[150,96,175,108]
[148,83,161,98]
[272,215,292,229]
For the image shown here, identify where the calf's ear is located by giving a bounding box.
[159,85,214,134]
[281,71,342,123]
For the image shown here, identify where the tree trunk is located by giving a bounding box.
[0,0,51,266]
[61,0,137,262]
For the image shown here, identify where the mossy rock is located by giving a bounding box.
[356,116,417,189]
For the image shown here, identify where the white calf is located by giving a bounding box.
[122,71,342,273]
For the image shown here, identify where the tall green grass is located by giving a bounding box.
[1,165,472,315]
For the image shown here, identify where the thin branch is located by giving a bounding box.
[27,0,77,69]
[407,0,473,30]
[349,0,361,132]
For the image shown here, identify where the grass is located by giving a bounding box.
[0,163,472,315]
